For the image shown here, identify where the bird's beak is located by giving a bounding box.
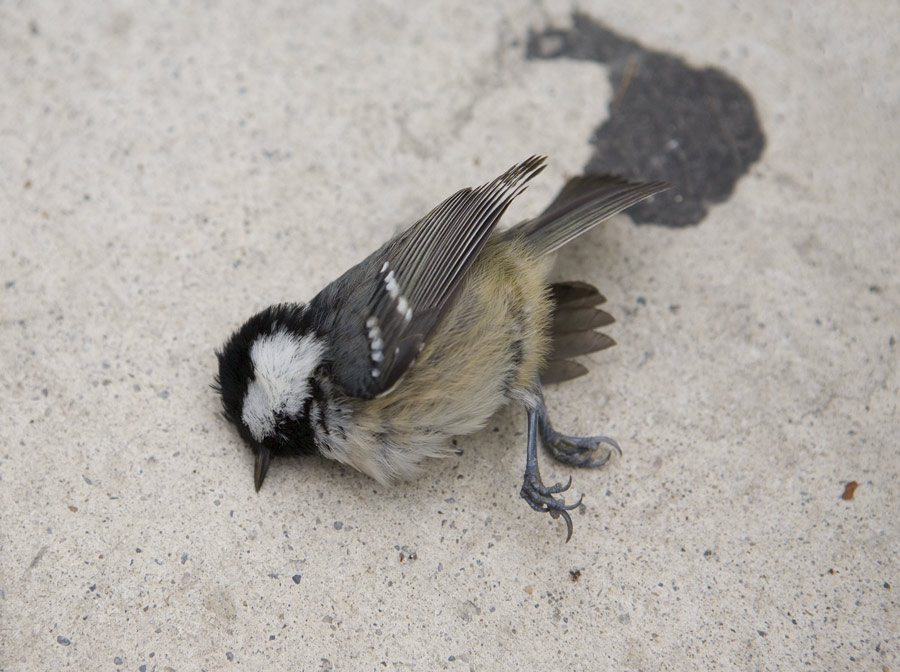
[254,448,272,492]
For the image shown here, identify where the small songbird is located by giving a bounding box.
[215,157,667,540]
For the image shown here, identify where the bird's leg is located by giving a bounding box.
[519,405,583,543]
[535,387,621,469]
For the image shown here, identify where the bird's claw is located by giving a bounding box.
[543,430,621,469]
[520,474,583,542]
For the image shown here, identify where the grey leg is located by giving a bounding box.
[519,406,583,543]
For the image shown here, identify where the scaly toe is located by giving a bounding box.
[520,478,584,542]
[544,430,622,468]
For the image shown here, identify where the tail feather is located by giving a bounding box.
[540,360,589,385]
[541,281,618,385]
[502,174,670,255]
[547,280,607,308]
[522,172,669,384]
[552,306,615,333]
[551,331,616,359]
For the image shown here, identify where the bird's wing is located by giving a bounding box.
[312,156,546,398]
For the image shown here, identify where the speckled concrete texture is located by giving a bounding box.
[1,2,897,670]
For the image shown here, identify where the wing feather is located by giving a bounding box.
[316,156,546,398]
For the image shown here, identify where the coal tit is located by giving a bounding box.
[215,157,667,541]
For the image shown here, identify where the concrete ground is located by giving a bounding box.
[1,2,897,670]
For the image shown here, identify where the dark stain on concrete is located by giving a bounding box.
[527,12,765,226]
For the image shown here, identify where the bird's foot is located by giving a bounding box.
[519,473,583,542]
[542,426,621,469]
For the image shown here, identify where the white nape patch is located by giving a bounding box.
[241,329,325,442]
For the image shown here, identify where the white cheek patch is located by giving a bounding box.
[241,329,325,442]
[242,381,276,441]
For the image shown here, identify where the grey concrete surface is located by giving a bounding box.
[1,2,897,670]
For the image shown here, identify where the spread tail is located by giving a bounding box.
[541,281,618,385]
